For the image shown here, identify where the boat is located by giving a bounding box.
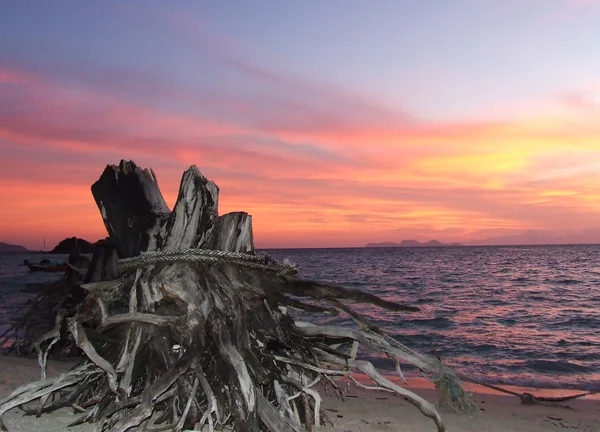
[26,258,68,273]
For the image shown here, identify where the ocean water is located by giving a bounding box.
[265,245,600,392]
[1,246,599,392]
[0,253,72,334]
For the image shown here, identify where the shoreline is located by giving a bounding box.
[0,355,597,431]
[362,373,600,400]
[321,383,600,432]
[3,354,596,401]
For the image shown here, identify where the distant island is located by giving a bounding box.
[365,239,462,248]
[50,237,95,254]
[0,241,29,254]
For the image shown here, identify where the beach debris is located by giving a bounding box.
[433,364,474,412]
[469,381,597,405]
[0,160,473,432]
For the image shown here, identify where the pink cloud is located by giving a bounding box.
[0,67,33,84]
[2,31,600,250]
[0,63,383,180]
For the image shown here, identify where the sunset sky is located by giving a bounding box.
[2,1,600,250]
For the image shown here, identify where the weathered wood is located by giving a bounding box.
[65,250,90,286]
[157,165,220,252]
[209,211,254,253]
[276,276,420,312]
[83,239,119,283]
[91,160,171,258]
[91,160,254,257]
[0,160,475,432]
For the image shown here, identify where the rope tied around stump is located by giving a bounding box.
[117,248,299,276]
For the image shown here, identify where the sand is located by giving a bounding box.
[0,355,598,431]
[321,385,600,432]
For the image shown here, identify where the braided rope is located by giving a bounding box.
[117,249,297,275]
[120,248,269,265]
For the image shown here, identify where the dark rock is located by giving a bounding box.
[50,237,94,254]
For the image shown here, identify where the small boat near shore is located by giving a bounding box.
[24,258,68,273]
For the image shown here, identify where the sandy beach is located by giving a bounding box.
[0,355,597,432]
[321,383,600,432]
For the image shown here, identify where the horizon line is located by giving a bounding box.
[261,242,600,250]
[6,241,600,254]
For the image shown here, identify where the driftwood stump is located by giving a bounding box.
[0,160,473,432]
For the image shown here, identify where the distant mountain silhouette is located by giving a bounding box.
[365,239,462,248]
[50,237,94,254]
[0,241,29,254]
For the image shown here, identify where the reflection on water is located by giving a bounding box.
[265,245,600,391]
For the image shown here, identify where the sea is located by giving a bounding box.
[1,245,599,392]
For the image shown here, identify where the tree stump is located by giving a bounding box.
[0,160,473,432]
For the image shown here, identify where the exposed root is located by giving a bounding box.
[1,272,470,432]
[0,161,478,432]
[0,262,468,432]
[33,310,64,381]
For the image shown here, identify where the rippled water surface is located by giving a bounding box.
[0,253,71,329]
[1,246,599,391]
[266,245,600,391]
